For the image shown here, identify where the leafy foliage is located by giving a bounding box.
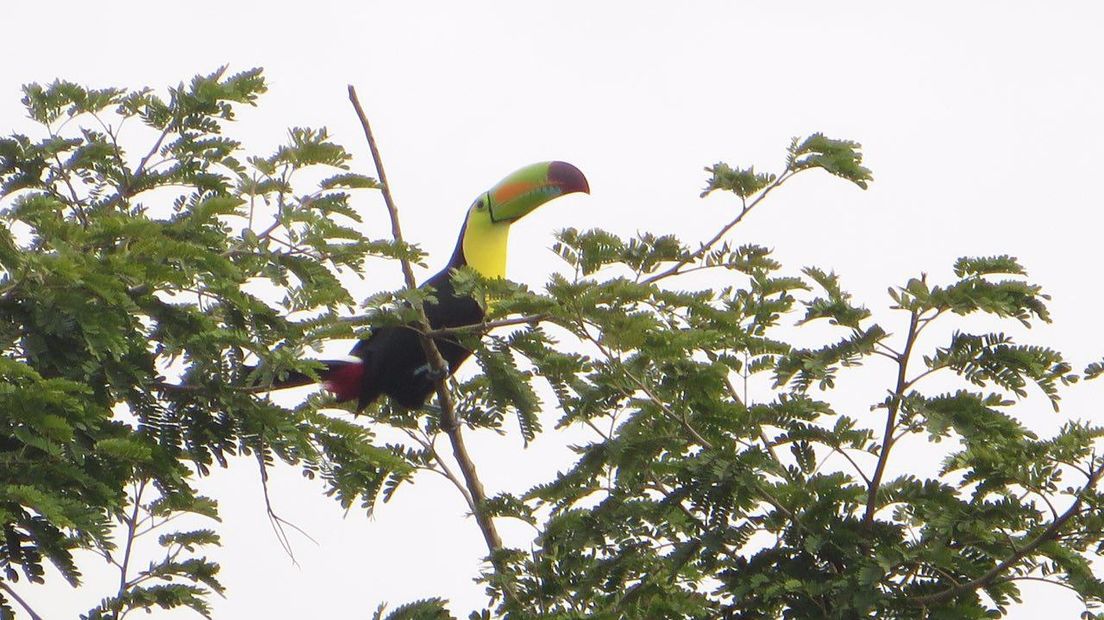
[2,68,1101,620]
[702,163,776,199]
[788,133,873,189]
[0,68,412,617]
[84,487,224,619]
[438,134,1102,619]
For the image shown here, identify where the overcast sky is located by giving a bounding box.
[4,2,1104,618]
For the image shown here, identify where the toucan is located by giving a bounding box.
[267,161,589,410]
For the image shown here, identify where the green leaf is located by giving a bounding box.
[789,133,872,188]
[375,598,455,620]
[158,529,221,550]
[953,255,1027,278]
[94,437,153,463]
[701,163,776,199]
[320,172,379,190]
[270,127,351,169]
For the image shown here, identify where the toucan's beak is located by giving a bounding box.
[486,161,589,223]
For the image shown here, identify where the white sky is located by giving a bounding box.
[4,2,1104,618]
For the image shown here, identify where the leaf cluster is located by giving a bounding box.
[0,68,411,616]
[427,138,1104,619]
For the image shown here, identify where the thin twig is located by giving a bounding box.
[90,112,132,198]
[640,170,794,286]
[822,443,873,487]
[134,126,171,179]
[347,85,505,560]
[422,313,548,338]
[255,451,317,566]
[401,428,475,511]
[50,152,89,227]
[222,216,284,258]
[990,575,1084,596]
[133,513,184,539]
[724,374,787,471]
[117,480,145,600]
[97,124,172,212]
[156,380,260,394]
[336,313,549,337]
[0,582,43,620]
[573,312,712,449]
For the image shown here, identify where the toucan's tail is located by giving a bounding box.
[250,360,365,404]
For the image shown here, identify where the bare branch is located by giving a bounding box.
[255,451,317,566]
[347,85,505,560]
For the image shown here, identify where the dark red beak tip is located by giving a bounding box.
[549,161,590,195]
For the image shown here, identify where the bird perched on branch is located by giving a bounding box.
[266,161,589,410]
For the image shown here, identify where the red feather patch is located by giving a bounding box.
[323,362,364,403]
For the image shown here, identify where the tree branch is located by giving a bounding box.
[114,479,146,616]
[421,313,548,338]
[134,125,171,179]
[578,316,713,450]
[0,582,43,620]
[640,169,794,286]
[256,451,316,566]
[723,374,789,474]
[863,309,919,528]
[50,152,89,228]
[347,85,504,560]
[910,459,1104,606]
[336,312,549,337]
[401,428,475,512]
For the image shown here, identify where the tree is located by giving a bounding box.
[2,68,1103,619]
[0,68,406,619]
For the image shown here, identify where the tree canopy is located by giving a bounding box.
[2,68,1102,620]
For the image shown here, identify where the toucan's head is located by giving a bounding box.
[468,161,590,225]
[458,161,589,278]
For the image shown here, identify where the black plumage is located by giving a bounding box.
[346,227,482,409]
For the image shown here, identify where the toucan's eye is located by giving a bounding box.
[474,192,491,211]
